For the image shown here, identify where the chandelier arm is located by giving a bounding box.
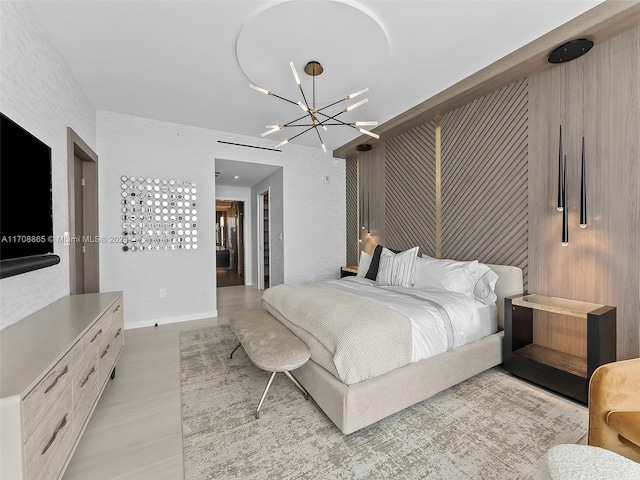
[297,85,313,112]
[287,125,317,142]
[269,92,299,107]
[281,112,314,127]
[316,97,350,112]
[316,110,353,127]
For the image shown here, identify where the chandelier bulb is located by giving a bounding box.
[354,121,378,126]
[347,88,369,99]
[275,139,289,149]
[321,143,327,153]
[249,84,270,95]
[290,61,301,86]
[261,126,282,137]
[322,125,328,131]
[358,128,380,139]
[297,101,308,112]
[345,98,368,112]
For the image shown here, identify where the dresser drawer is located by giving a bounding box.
[81,318,106,355]
[73,348,98,433]
[24,383,74,480]
[97,313,121,387]
[100,296,123,335]
[22,346,79,442]
[79,296,122,354]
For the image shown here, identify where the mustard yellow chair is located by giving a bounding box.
[588,358,640,462]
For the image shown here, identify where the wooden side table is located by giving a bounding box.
[504,294,616,404]
[340,266,358,278]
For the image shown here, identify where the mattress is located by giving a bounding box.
[262,276,497,385]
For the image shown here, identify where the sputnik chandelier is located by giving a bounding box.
[250,61,378,152]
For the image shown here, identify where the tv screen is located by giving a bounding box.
[0,113,55,261]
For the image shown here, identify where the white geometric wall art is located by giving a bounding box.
[119,176,198,252]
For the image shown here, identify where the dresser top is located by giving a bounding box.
[0,292,122,398]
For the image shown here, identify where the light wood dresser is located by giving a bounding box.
[0,292,124,480]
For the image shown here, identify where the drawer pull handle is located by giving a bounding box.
[100,344,110,358]
[114,328,122,339]
[42,414,68,455]
[112,304,120,314]
[90,329,103,343]
[80,366,96,388]
[44,366,69,394]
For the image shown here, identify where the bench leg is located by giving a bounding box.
[230,342,242,359]
[255,371,277,419]
[284,371,309,401]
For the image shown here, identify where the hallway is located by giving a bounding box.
[216,267,245,287]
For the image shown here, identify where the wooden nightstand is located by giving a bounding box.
[340,266,358,278]
[504,294,616,404]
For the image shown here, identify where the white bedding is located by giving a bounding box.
[322,276,490,363]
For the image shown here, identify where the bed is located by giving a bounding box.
[262,250,524,434]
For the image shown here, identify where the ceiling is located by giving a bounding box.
[28,0,604,154]
[215,159,281,188]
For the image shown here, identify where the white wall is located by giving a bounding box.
[98,111,346,328]
[215,184,252,285]
[0,2,96,330]
[251,170,284,287]
[97,111,217,328]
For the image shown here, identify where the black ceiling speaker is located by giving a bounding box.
[548,38,594,64]
[356,144,372,152]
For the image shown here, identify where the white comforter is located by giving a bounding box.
[323,276,482,362]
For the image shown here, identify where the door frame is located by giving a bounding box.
[257,188,271,290]
[67,127,99,294]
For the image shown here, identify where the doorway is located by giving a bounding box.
[257,189,270,290]
[67,128,99,294]
[216,199,245,287]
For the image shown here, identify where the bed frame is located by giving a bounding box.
[276,264,524,434]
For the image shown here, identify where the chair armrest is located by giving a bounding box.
[607,411,640,454]
[589,358,640,462]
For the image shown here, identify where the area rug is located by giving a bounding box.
[180,326,587,480]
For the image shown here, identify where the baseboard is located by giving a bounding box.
[124,310,218,330]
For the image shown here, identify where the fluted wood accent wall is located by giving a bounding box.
[354,79,529,283]
[384,122,437,256]
[528,27,640,360]
[442,79,529,287]
[345,155,359,266]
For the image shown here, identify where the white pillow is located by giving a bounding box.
[413,255,477,297]
[375,246,419,287]
[356,251,373,277]
[473,263,499,305]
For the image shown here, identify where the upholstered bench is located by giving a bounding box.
[229,309,310,419]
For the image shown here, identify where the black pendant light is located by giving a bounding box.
[580,137,587,228]
[562,154,568,246]
[557,125,564,211]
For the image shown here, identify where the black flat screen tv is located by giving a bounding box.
[0,113,60,278]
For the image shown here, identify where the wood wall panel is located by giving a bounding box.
[384,122,437,256]
[345,155,359,266]
[441,79,529,287]
[528,27,639,360]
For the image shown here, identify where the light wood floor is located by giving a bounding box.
[63,285,262,480]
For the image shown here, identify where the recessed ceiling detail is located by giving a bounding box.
[236,0,390,104]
